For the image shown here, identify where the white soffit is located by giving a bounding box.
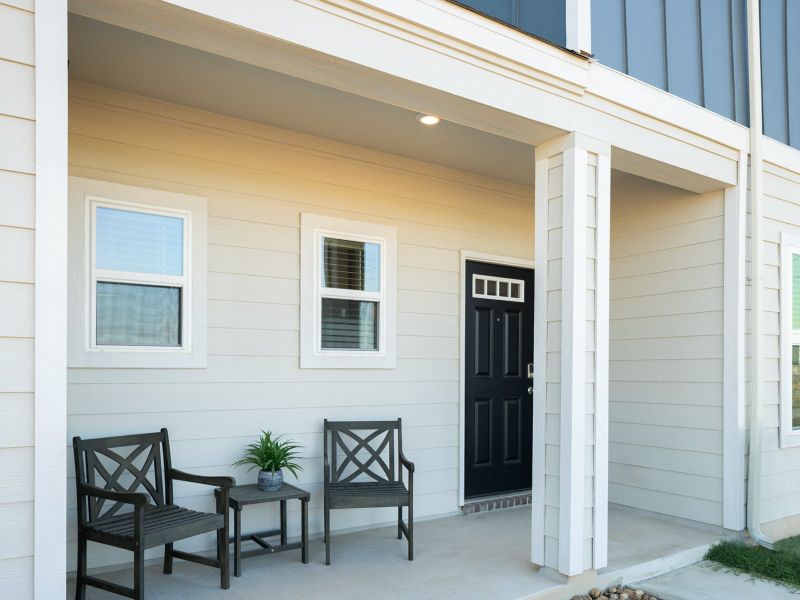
[68,15,537,186]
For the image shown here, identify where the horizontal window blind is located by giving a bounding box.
[96,206,184,276]
[322,237,380,292]
[321,298,378,350]
[96,282,181,347]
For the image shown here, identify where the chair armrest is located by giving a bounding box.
[78,483,148,507]
[399,450,415,473]
[169,468,235,488]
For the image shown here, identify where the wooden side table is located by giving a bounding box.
[215,483,310,577]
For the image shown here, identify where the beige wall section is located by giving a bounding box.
[759,162,800,537]
[608,174,725,526]
[0,1,35,598]
[66,81,535,570]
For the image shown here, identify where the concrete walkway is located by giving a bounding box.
[639,560,800,599]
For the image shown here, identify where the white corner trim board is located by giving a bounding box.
[593,150,611,569]
[566,0,592,56]
[722,155,747,530]
[34,2,69,599]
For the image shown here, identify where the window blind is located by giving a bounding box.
[322,238,380,292]
[321,298,378,350]
[96,206,184,276]
[96,282,181,347]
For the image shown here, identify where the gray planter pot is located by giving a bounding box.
[258,468,283,492]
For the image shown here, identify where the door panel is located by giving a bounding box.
[465,261,534,498]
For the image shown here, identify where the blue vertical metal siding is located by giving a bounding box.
[761,0,789,143]
[452,0,566,48]
[761,0,800,149]
[625,0,668,89]
[593,0,749,126]
[787,1,800,147]
[665,0,703,106]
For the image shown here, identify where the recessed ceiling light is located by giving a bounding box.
[416,113,441,126]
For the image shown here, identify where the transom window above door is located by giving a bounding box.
[472,274,525,302]
[301,214,397,369]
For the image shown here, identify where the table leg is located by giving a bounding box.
[301,498,308,564]
[234,508,242,578]
[280,500,287,546]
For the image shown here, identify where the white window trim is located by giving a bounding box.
[68,177,207,368]
[780,231,800,447]
[300,213,397,369]
[89,198,191,352]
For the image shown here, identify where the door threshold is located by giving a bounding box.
[462,490,531,515]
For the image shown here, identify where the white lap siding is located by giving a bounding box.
[608,174,725,526]
[66,82,534,570]
[0,1,35,598]
[759,160,800,539]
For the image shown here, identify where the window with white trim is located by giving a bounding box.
[780,232,800,446]
[68,177,207,368]
[300,214,397,369]
[92,203,188,348]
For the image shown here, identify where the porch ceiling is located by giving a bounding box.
[68,15,538,186]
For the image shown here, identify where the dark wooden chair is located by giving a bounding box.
[323,419,414,565]
[72,428,235,600]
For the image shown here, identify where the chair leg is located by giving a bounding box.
[397,507,402,540]
[324,504,331,566]
[163,542,173,574]
[133,544,145,600]
[220,526,230,589]
[408,501,414,561]
[75,536,87,600]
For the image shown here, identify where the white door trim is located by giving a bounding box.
[458,250,535,506]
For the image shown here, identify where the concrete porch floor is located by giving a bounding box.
[67,506,721,600]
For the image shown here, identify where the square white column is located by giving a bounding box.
[532,133,610,578]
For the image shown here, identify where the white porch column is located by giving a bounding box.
[532,133,610,578]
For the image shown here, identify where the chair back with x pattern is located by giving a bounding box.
[73,429,175,525]
[324,420,402,484]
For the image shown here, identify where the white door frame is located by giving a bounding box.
[458,250,535,506]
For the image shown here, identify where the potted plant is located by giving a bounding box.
[233,430,302,492]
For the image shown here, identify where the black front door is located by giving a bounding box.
[464,261,534,498]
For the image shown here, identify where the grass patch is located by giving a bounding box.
[704,539,800,590]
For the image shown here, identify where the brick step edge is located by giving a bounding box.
[461,493,531,515]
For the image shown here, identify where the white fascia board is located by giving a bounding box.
[588,63,749,154]
[763,137,800,179]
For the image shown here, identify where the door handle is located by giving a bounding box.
[527,386,533,396]
[527,363,534,380]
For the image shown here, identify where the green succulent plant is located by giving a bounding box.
[233,430,303,477]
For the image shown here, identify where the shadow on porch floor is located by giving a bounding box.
[67,506,720,600]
